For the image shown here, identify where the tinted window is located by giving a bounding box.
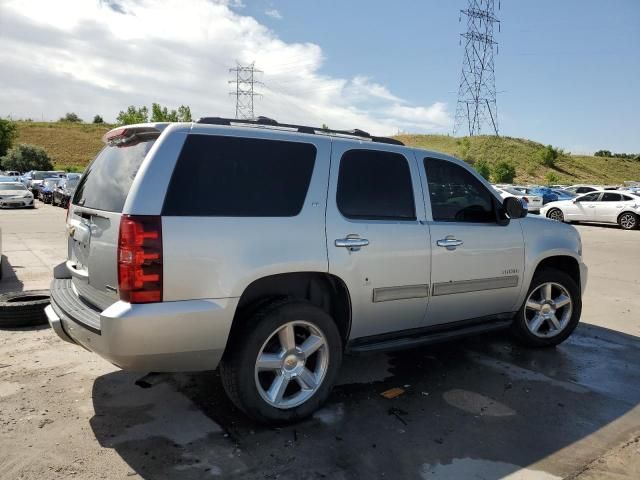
[163,135,316,217]
[601,193,622,202]
[424,158,495,222]
[577,192,600,202]
[73,137,156,212]
[576,187,596,193]
[622,195,635,201]
[336,150,415,220]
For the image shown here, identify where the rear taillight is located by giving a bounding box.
[117,215,162,304]
[522,196,530,203]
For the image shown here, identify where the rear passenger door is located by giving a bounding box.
[596,192,624,222]
[326,144,430,340]
[421,157,525,326]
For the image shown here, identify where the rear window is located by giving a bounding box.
[162,135,316,217]
[72,138,156,212]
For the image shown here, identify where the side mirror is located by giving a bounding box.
[504,196,527,220]
[572,198,578,203]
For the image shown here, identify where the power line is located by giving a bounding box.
[453,0,501,136]
[229,61,263,120]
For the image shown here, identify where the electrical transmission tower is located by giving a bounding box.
[229,62,263,120]
[453,0,500,136]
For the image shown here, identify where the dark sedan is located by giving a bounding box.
[52,176,80,207]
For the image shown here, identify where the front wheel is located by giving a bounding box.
[618,212,638,230]
[220,301,342,424]
[511,268,581,347]
[546,208,564,222]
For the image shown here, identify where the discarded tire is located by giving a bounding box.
[0,290,50,328]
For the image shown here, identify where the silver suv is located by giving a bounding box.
[46,117,587,423]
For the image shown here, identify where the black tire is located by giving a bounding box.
[546,208,564,222]
[0,290,51,328]
[511,268,581,347]
[618,212,638,230]
[220,300,343,424]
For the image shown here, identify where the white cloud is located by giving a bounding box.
[264,9,282,20]
[0,0,452,135]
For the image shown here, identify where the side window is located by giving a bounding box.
[578,192,600,202]
[601,193,622,202]
[336,149,415,220]
[424,158,495,223]
[622,195,634,201]
[162,135,316,216]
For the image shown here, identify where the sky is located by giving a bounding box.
[0,0,638,154]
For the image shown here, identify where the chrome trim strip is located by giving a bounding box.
[372,284,429,303]
[432,275,519,296]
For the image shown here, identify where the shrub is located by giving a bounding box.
[60,112,82,123]
[539,145,559,167]
[0,118,18,158]
[545,171,560,184]
[473,159,491,180]
[0,143,53,171]
[491,161,516,183]
[93,115,104,124]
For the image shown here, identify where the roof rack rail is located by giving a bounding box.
[195,116,404,146]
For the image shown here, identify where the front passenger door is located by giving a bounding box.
[421,157,525,326]
[569,192,601,221]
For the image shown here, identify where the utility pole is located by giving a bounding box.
[229,62,263,120]
[453,0,500,136]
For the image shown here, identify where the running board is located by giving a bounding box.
[347,318,513,354]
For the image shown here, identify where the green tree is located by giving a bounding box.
[594,150,612,157]
[491,161,516,183]
[539,145,559,167]
[473,159,491,180]
[177,105,192,122]
[0,118,18,158]
[545,171,560,184]
[60,112,82,123]
[93,115,104,124]
[1,144,53,171]
[151,103,177,122]
[116,106,149,125]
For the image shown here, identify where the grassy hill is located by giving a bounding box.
[397,134,640,185]
[13,121,640,184]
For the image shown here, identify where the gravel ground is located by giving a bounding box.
[0,203,639,479]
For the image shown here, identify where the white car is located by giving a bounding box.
[493,185,543,213]
[0,182,35,208]
[541,190,640,230]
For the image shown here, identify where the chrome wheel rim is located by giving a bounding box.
[524,282,573,338]
[254,321,329,409]
[548,209,563,222]
[620,214,635,229]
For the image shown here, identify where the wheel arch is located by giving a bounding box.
[225,272,352,353]
[533,255,581,287]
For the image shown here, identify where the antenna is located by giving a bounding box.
[453,0,500,136]
[229,62,263,120]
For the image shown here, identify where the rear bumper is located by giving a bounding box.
[47,278,238,372]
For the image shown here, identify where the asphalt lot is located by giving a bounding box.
[1,202,639,479]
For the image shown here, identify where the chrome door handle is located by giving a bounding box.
[335,237,369,249]
[437,237,463,250]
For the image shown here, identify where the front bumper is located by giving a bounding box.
[47,278,238,372]
[0,197,34,208]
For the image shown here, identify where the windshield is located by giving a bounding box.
[66,178,80,189]
[73,137,156,212]
[0,184,27,192]
[34,171,63,180]
[44,179,60,188]
[552,189,576,197]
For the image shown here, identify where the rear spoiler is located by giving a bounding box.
[102,124,168,146]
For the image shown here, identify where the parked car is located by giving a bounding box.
[550,188,577,200]
[46,118,587,424]
[563,185,599,195]
[493,185,543,213]
[541,190,640,230]
[0,182,35,208]
[36,178,63,203]
[28,170,65,195]
[52,176,81,207]
[513,186,558,205]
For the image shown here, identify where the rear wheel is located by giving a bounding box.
[547,208,564,222]
[220,300,342,424]
[511,268,581,347]
[618,212,637,230]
